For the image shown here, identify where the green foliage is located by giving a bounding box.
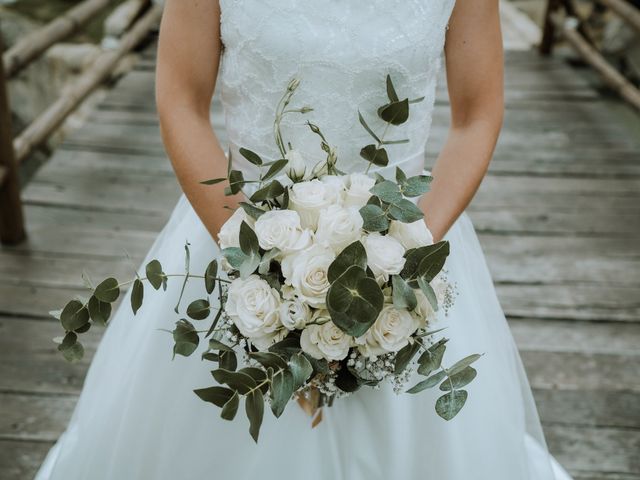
[88,296,111,325]
[435,390,468,420]
[327,240,367,283]
[60,300,89,332]
[204,260,218,294]
[172,319,199,358]
[145,260,165,290]
[131,279,144,315]
[57,332,84,362]
[245,389,264,443]
[239,147,263,166]
[94,278,120,303]
[359,204,389,232]
[417,338,448,376]
[187,299,210,320]
[391,275,417,311]
[360,144,389,167]
[326,265,384,337]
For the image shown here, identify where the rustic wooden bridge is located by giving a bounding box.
[1,3,639,479]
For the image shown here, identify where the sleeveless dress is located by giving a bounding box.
[35,1,573,479]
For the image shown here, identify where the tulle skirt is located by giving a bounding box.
[35,194,572,480]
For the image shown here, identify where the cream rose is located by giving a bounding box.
[355,305,420,358]
[343,173,376,207]
[388,219,434,250]
[254,209,312,253]
[281,244,335,308]
[362,233,406,283]
[315,204,364,254]
[279,294,312,330]
[225,275,286,350]
[289,178,342,230]
[300,313,352,361]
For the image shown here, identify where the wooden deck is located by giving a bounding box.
[1,12,640,480]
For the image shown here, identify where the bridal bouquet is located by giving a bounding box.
[52,76,480,441]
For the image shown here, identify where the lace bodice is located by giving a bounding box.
[218,0,455,178]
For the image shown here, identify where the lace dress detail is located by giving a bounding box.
[218,0,456,177]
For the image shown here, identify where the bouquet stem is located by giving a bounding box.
[296,387,324,428]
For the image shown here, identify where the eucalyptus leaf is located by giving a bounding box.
[250,351,288,370]
[402,175,432,197]
[131,279,144,315]
[335,366,361,393]
[358,111,381,143]
[60,300,89,332]
[204,260,218,294]
[200,177,227,185]
[435,389,468,420]
[88,296,111,325]
[261,159,288,181]
[394,340,421,374]
[239,221,259,257]
[228,170,246,195]
[94,278,120,303]
[246,389,264,443]
[387,199,424,223]
[194,386,234,408]
[249,180,285,203]
[447,354,483,377]
[370,180,403,204]
[288,353,313,389]
[378,98,410,125]
[239,147,263,166]
[240,367,269,393]
[146,260,164,290]
[360,144,389,167]
[386,74,399,102]
[327,240,367,283]
[440,366,477,391]
[326,266,384,337]
[219,350,238,371]
[396,167,408,185]
[401,241,450,285]
[417,338,447,376]
[406,370,447,394]
[417,276,439,311]
[212,368,256,394]
[222,247,246,270]
[359,204,389,232]
[186,299,210,320]
[208,338,234,352]
[220,391,240,420]
[270,369,294,418]
[57,332,84,362]
[239,202,266,220]
[172,319,200,358]
[391,275,417,311]
[417,241,450,281]
[239,251,261,279]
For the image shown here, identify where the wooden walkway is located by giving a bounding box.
[1,14,640,480]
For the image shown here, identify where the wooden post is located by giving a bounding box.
[0,40,26,245]
[540,0,561,55]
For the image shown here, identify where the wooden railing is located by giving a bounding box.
[0,0,163,245]
[540,0,640,110]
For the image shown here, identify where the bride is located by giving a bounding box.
[36,0,573,478]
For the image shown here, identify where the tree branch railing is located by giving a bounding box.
[540,0,640,111]
[0,0,162,245]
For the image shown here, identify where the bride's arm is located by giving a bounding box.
[418,0,504,242]
[156,0,239,240]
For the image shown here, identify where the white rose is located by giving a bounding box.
[315,204,364,254]
[300,313,352,361]
[218,208,253,250]
[279,295,312,330]
[355,305,420,358]
[388,219,433,250]
[344,173,375,207]
[281,244,335,308]
[285,149,308,182]
[254,209,312,253]
[225,275,286,350]
[289,179,341,230]
[362,233,406,283]
[320,175,347,201]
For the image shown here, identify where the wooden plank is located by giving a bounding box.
[544,424,640,477]
[0,392,75,442]
[0,439,52,480]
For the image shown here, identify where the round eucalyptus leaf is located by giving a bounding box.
[377,98,410,125]
[60,300,89,332]
[417,338,448,376]
[440,366,477,391]
[435,389,468,420]
[387,198,424,223]
[58,332,84,362]
[359,204,389,232]
[406,370,447,394]
[370,180,403,204]
[219,350,238,371]
[402,175,432,197]
[94,278,120,303]
[145,259,164,290]
[187,299,211,320]
[328,240,367,283]
[360,144,389,167]
[88,296,111,325]
[394,340,421,374]
[447,353,483,377]
[172,319,199,358]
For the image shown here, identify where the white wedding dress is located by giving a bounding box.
[36,1,573,479]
